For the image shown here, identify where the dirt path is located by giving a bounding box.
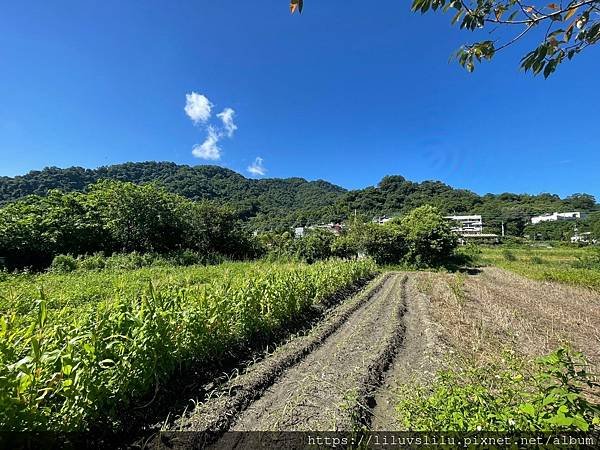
[157,272,414,448]
[230,273,407,431]
[370,274,447,430]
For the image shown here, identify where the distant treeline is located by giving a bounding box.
[0,180,258,269]
[0,162,598,234]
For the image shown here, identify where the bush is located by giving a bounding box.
[456,243,483,266]
[397,348,600,431]
[502,249,517,261]
[331,234,360,259]
[292,229,335,263]
[357,223,406,265]
[399,205,458,267]
[530,255,545,265]
[50,255,78,273]
[77,253,106,271]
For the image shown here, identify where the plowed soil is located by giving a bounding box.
[139,267,600,449]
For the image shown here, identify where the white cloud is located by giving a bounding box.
[217,108,238,138]
[247,157,266,176]
[192,126,221,160]
[185,92,213,124]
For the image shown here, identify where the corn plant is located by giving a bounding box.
[0,259,376,431]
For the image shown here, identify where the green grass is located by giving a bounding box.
[0,259,377,431]
[479,246,600,291]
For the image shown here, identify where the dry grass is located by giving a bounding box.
[420,268,600,370]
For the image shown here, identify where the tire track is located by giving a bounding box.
[152,274,392,447]
[228,273,407,432]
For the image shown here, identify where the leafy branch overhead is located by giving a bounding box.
[290,0,304,14]
[412,0,600,76]
[290,0,600,77]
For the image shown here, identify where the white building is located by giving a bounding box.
[531,212,586,224]
[372,216,393,225]
[445,215,483,235]
[571,232,596,244]
[295,223,343,238]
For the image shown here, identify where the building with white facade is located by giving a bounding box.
[444,215,483,235]
[531,212,586,224]
[372,216,393,225]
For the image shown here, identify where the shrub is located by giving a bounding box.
[530,255,545,265]
[49,255,78,273]
[399,205,457,267]
[77,253,106,271]
[357,223,406,265]
[502,249,517,261]
[396,348,600,431]
[330,234,360,259]
[292,229,335,263]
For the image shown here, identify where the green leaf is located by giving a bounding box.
[519,403,536,416]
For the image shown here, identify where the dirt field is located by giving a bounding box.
[141,267,600,446]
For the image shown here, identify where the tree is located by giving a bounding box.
[0,192,107,268]
[354,222,407,265]
[565,193,596,211]
[291,0,600,77]
[86,180,186,253]
[292,229,335,263]
[588,212,600,239]
[399,205,458,267]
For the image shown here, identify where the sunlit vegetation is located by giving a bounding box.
[0,259,376,431]
[480,246,600,291]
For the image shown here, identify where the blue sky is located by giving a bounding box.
[0,0,598,199]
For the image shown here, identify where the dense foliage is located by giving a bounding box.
[0,164,597,236]
[398,205,458,266]
[397,348,600,431]
[0,163,344,232]
[0,180,257,269]
[0,259,376,431]
[261,206,458,267]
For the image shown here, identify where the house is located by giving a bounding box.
[444,215,483,235]
[372,216,393,225]
[571,232,597,244]
[531,212,587,224]
[309,223,343,235]
[295,223,343,238]
[445,215,499,244]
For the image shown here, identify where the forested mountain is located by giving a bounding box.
[0,162,345,229]
[0,162,597,233]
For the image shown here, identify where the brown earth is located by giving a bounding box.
[140,267,600,448]
[425,267,600,368]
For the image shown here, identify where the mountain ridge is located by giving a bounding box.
[0,161,597,233]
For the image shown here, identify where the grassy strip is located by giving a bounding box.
[478,246,600,291]
[396,349,600,432]
[0,259,377,431]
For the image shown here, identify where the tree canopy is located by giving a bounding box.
[290,0,600,76]
[0,162,597,237]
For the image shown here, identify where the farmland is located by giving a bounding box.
[1,234,600,441]
[478,245,600,291]
[0,259,376,431]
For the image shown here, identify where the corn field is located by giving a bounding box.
[0,259,376,431]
